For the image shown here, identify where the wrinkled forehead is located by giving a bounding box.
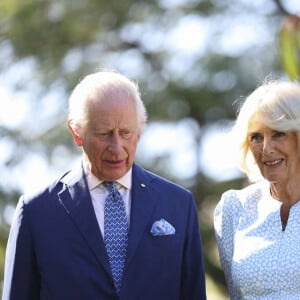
[86,94,138,127]
[89,83,136,103]
[88,89,136,111]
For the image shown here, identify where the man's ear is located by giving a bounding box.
[68,120,83,146]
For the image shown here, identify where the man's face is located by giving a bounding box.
[71,95,140,181]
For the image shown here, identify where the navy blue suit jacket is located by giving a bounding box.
[2,163,206,300]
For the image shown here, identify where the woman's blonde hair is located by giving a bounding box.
[231,79,300,181]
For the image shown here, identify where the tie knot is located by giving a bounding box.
[103,181,117,193]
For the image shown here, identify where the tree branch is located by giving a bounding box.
[273,0,290,15]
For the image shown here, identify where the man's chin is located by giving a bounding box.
[103,170,127,181]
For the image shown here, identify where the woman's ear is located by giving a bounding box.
[68,120,83,146]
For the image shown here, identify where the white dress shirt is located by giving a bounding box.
[83,160,132,238]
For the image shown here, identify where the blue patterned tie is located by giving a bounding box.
[103,181,128,294]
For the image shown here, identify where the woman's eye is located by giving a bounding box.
[250,133,263,143]
[274,131,285,138]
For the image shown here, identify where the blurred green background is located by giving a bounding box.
[1,0,300,298]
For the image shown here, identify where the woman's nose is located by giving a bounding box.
[262,137,275,154]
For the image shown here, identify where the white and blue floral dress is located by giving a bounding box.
[214,180,300,299]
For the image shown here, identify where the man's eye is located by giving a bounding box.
[97,132,110,138]
[120,130,131,138]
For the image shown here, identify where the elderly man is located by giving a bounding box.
[2,71,206,300]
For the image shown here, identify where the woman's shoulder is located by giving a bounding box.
[219,181,267,210]
[214,181,267,233]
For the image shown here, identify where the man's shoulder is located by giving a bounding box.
[21,177,62,203]
[133,163,190,194]
[21,168,78,204]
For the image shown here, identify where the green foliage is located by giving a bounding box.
[279,15,300,80]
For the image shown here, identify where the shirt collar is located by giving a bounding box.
[82,158,132,191]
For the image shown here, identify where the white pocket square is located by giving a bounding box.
[150,218,175,236]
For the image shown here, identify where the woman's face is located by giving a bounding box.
[248,119,300,184]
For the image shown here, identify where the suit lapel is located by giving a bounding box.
[125,164,158,267]
[57,165,111,276]
[56,163,159,277]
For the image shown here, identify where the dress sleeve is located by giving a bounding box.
[214,190,243,299]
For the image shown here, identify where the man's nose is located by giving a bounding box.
[108,132,122,152]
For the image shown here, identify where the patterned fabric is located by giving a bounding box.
[103,181,128,294]
[214,181,300,299]
[150,218,175,236]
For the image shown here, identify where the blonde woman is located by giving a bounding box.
[214,80,300,299]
